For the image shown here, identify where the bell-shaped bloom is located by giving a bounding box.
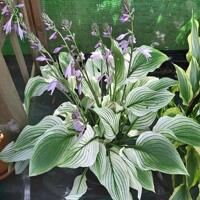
[48,81,57,95]
[137,46,152,60]
[91,51,103,60]
[119,14,131,23]
[116,32,129,41]
[53,46,63,53]
[3,17,13,34]
[49,32,57,40]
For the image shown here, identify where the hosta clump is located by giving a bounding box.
[2,1,200,199]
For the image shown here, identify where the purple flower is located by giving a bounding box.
[94,41,102,49]
[91,23,99,37]
[49,32,57,40]
[119,13,131,23]
[78,82,82,95]
[15,23,24,40]
[15,4,24,8]
[72,109,81,118]
[3,17,13,34]
[36,56,50,62]
[103,23,112,38]
[77,52,85,62]
[107,54,114,62]
[128,35,136,44]
[91,51,103,60]
[64,36,71,41]
[53,47,63,53]
[116,32,129,41]
[97,75,103,82]
[137,46,152,60]
[104,74,112,85]
[119,40,129,51]
[73,119,84,133]
[64,59,74,78]
[48,81,57,95]
[1,5,9,15]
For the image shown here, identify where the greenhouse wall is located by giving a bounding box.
[2,0,200,55]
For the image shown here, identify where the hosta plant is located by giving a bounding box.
[1,0,200,199]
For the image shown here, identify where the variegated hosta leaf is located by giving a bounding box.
[153,115,200,146]
[0,142,32,162]
[85,58,102,79]
[90,143,106,180]
[175,64,193,105]
[58,125,99,168]
[100,152,130,200]
[14,115,63,151]
[111,39,126,88]
[15,160,29,175]
[185,146,200,189]
[120,148,154,192]
[130,131,187,174]
[29,125,76,176]
[186,57,200,96]
[59,52,72,75]
[82,76,101,101]
[65,174,87,200]
[128,112,157,130]
[126,45,168,82]
[187,14,200,63]
[146,77,177,91]
[25,76,49,113]
[126,86,174,117]
[93,108,120,141]
[40,64,57,80]
[53,102,77,118]
[169,184,192,200]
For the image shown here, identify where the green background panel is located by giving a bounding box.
[2,0,200,55]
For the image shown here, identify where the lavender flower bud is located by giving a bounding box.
[42,13,55,30]
[103,23,112,38]
[62,19,72,30]
[122,0,131,14]
[91,23,99,37]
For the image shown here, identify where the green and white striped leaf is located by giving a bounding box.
[65,174,87,200]
[40,64,57,80]
[128,112,157,130]
[0,142,32,162]
[126,86,174,117]
[187,14,200,63]
[169,184,192,200]
[175,64,193,105]
[126,45,168,82]
[15,160,29,175]
[100,152,130,200]
[58,125,99,168]
[29,125,76,176]
[131,131,187,174]
[120,148,155,192]
[111,39,126,87]
[85,58,102,79]
[54,102,77,118]
[25,76,49,113]
[90,143,106,180]
[59,52,72,74]
[185,146,200,188]
[146,77,177,91]
[93,108,120,140]
[82,76,101,100]
[186,57,200,96]
[153,115,200,146]
[14,115,63,151]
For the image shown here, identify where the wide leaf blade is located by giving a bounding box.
[153,115,200,147]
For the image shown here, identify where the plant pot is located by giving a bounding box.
[0,133,15,180]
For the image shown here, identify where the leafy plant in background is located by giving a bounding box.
[163,14,200,199]
[1,0,200,199]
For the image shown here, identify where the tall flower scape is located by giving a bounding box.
[1,0,200,199]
